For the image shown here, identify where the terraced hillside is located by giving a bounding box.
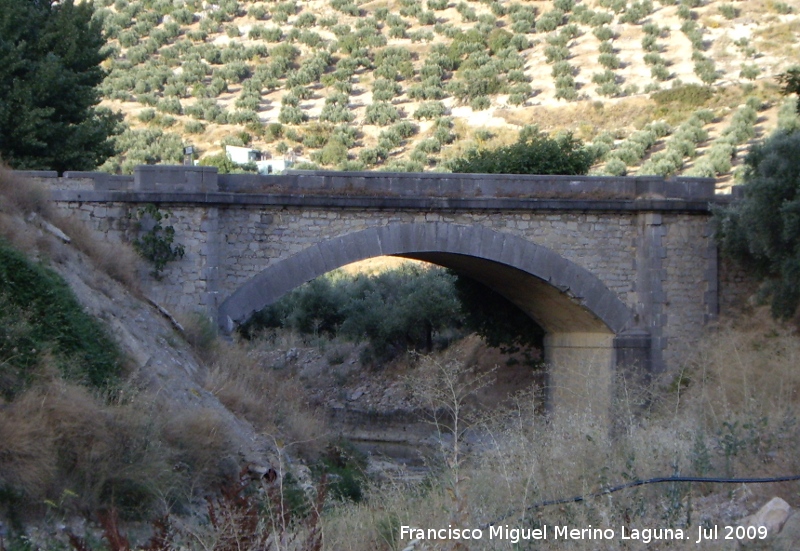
[94,0,800,188]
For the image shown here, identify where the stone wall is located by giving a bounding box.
[214,207,641,303]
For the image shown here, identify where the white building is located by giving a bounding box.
[224,145,295,175]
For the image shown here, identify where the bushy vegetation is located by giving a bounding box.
[321,319,800,550]
[715,128,800,318]
[0,0,121,171]
[242,265,465,363]
[449,127,593,175]
[0,241,123,399]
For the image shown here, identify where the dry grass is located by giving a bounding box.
[204,338,328,457]
[51,212,142,293]
[321,318,800,550]
[0,166,54,254]
[682,312,800,417]
[0,391,58,501]
[0,381,179,520]
[161,408,237,493]
[495,97,659,136]
[0,165,51,217]
[0,166,142,292]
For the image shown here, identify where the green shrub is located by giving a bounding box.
[470,96,490,111]
[510,3,537,33]
[604,157,627,176]
[414,101,447,120]
[137,108,156,123]
[555,84,578,101]
[598,52,621,70]
[456,2,478,21]
[535,10,564,32]
[358,146,388,166]
[651,63,671,81]
[599,40,615,54]
[449,131,592,174]
[364,102,400,126]
[331,0,360,16]
[777,97,800,131]
[652,83,712,106]
[416,138,442,154]
[319,101,355,124]
[770,1,792,13]
[719,3,738,18]
[544,45,569,63]
[619,0,653,23]
[740,64,760,81]
[0,242,123,399]
[228,110,258,125]
[694,56,718,84]
[184,120,205,134]
[278,105,308,125]
[715,130,800,317]
[599,0,627,11]
[592,25,615,41]
[372,78,402,102]
[589,11,614,25]
[310,137,349,166]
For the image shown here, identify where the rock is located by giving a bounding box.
[285,347,299,363]
[348,389,364,401]
[742,497,793,534]
[738,497,793,549]
[772,511,800,550]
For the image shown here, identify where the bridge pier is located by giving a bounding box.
[545,329,652,423]
[545,332,615,422]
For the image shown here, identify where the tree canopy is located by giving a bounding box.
[714,129,800,318]
[0,0,120,172]
[448,126,594,175]
[779,66,800,115]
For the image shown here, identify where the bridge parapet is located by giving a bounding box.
[221,170,716,201]
[21,166,716,202]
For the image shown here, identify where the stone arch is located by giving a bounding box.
[218,222,634,335]
[218,223,647,419]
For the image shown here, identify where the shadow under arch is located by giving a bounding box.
[218,222,649,418]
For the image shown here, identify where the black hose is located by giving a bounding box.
[482,473,800,529]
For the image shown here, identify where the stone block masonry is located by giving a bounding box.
[31,166,741,419]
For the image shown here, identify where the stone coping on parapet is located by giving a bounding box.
[18,166,721,202]
[49,188,718,213]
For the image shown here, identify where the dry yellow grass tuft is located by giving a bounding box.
[0,165,51,217]
[0,166,142,292]
[51,212,143,293]
[0,381,179,519]
[204,338,327,456]
[161,407,237,492]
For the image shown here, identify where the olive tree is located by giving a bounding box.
[714,129,800,318]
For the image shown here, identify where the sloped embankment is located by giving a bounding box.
[0,170,275,524]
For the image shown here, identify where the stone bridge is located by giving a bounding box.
[28,165,731,417]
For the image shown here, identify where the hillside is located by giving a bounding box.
[93,0,800,189]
